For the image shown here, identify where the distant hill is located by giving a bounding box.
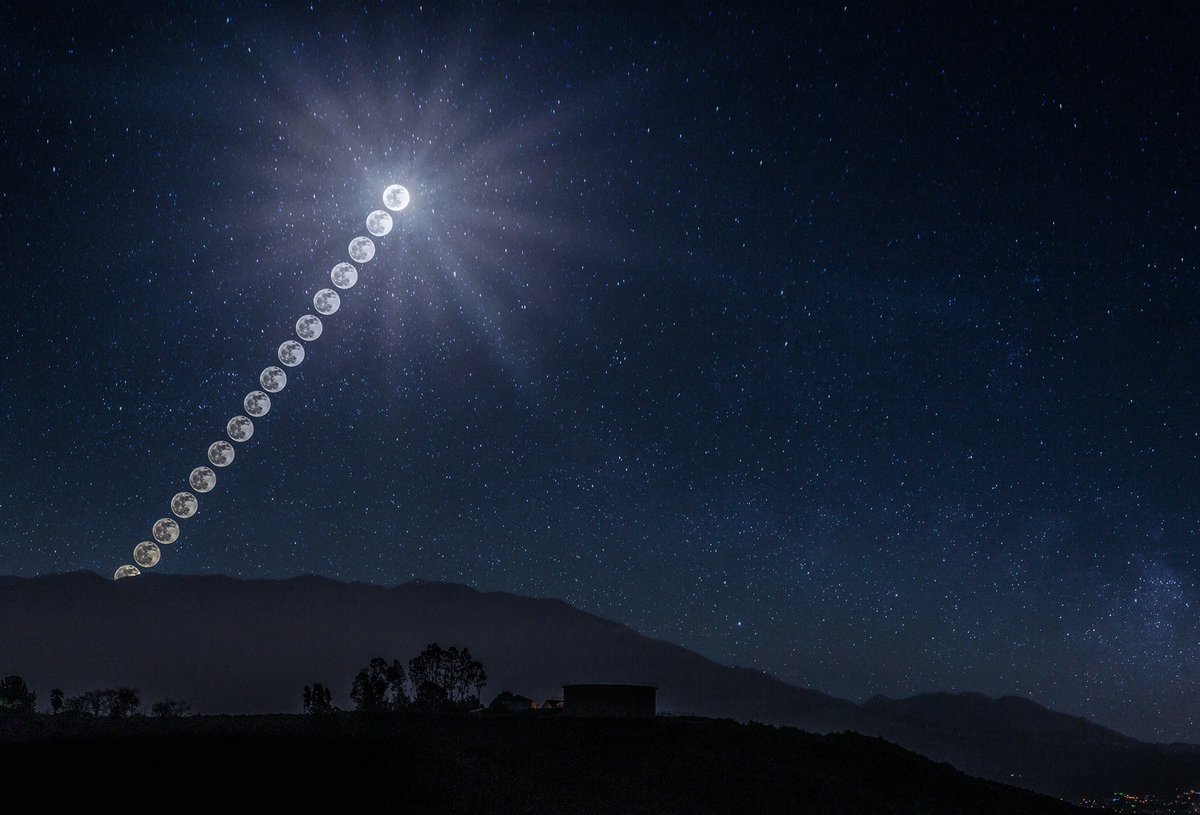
[0,572,1196,801]
[0,712,1092,813]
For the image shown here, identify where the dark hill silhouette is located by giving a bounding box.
[1,572,1195,801]
[0,714,1093,814]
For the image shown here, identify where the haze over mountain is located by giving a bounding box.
[2,572,1196,801]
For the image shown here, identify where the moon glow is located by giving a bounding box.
[114,565,141,580]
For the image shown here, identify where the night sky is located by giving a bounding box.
[2,4,1198,742]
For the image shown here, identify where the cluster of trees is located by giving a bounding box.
[3,642,486,719]
[304,643,487,715]
[0,675,186,719]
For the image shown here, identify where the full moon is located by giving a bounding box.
[133,541,161,567]
[330,262,358,290]
[152,518,180,544]
[313,288,340,315]
[260,366,287,393]
[171,491,198,518]
[278,340,305,367]
[383,184,410,211]
[114,564,140,580]
[244,390,271,417]
[208,440,235,467]
[227,415,254,442]
[348,236,375,263]
[296,314,323,342]
[189,466,216,492]
[366,209,393,236]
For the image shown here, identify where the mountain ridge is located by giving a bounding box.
[1,571,1196,800]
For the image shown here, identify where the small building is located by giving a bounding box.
[489,691,536,713]
[539,698,563,711]
[562,684,656,718]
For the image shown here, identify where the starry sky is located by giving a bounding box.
[2,3,1198,742]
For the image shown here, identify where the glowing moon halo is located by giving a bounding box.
[383,184,410,211]
[348,236,375,263]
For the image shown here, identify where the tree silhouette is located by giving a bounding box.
[350,657,407,713]
[303,682,333,714]
[61,688,140,718]
[151,699,190,718]
[110,688,141,718]
[0,676,36,715]
[49,688,64,715]
[408,644,487,711]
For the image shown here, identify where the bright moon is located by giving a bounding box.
[278,340,305,367]
[348,236,375,263]
[260,366,287,393]
[190,466,216,493]
[244,391,271,417]
[227,416,254,442]
[152,518,180,545]
[114,564,140,580]
[313,289,340,315]
[171,492,198,518]
[208,440,235,467]
[366,210,393,236]
[296,315,323,342]
[383,184,410,211]
[330,262,358,290]
[133,542,160,568]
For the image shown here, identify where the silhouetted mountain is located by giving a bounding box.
[1,572,1195,802]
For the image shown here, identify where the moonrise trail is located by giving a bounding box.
[115,184,411,580]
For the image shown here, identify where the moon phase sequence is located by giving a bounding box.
[113,185,411,579]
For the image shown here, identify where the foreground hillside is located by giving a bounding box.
[1,572,1195,801]
[0,714,1092,814]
